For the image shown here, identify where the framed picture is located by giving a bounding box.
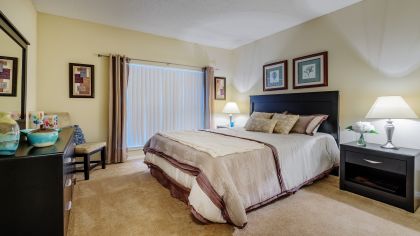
[214,77,226,100]
[293,51,328,89]
[263,60,288,91]
[69,63,94,98]
[0,56,18,96]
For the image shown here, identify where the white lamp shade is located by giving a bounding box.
[223,102,240,114]
[366,96,418,119]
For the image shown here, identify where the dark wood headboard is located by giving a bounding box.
[250,91,339,144]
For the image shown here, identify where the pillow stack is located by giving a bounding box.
[291,115,328,135]
[245,111,328,135]
[271,113,299,134]
[244,118,277,133]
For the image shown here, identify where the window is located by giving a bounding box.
[126,64,204,148]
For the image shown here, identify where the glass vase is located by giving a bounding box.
[0,112,20,155]
[357,133,366,147]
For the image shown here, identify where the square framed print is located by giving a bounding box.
[293,51,328,89]
[263,60,288,91]
[214,77,226,100]
[69,63,94,98]
[0,56,18,97]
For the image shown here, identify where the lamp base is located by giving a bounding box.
[381,119,398,150]
[229,114,234,128]
[381,141,398,150]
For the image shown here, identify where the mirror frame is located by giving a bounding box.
[0,10,30,128]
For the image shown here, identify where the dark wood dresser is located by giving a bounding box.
[340,142,420,212]
[0,127,76,236]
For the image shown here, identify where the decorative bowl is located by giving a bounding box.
[21,128,60,147]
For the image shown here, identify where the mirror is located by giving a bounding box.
[0,29,22,114]
[0,11,29,128]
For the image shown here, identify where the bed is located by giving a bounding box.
[144,91,340,227]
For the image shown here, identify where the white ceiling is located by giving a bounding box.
[32,0,361,49]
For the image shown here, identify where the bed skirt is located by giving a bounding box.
[147,161,337,227]
[148,163,214,224]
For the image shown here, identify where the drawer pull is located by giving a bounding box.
[66,201,72,211]
[65,178,72,187]
[363,159,382,164]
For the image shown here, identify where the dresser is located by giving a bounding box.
[0,127,76,236]
[340,142,420,212]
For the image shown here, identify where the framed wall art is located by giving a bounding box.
[0,56,18,96]
[263,60,288,91]
[214,77,226,100]
[69,63,94,98]
[293,51,328,89]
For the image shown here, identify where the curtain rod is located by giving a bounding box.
[97,54,218,70]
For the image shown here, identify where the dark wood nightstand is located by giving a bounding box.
[340,142,420,212]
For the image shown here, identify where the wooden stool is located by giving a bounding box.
[74,142,107,180]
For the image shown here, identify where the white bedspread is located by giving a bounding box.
[159,130,265,158]
[213,128,340,190]
[145,128,340,226]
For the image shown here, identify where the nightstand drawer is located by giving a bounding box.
[346,151,406,175]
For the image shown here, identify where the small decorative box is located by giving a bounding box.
[43,115,58,129]
[29,111,45,129]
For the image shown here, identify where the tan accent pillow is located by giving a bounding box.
[272,114,300,134]
[291,115,315,134]
[272,111,288,117]
[306,115,329,135]
[250,112,274,119]
[244,118,277,133]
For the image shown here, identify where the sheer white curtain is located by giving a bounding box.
[126,64,204,148]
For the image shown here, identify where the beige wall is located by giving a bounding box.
[0,0,37,119]
[231,0,420,149]
[37,13,232,142]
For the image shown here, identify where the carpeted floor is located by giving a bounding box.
[68,158,420,236]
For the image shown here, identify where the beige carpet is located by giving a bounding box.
[68,158,420,236]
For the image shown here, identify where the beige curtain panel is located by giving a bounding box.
[204,67,214,129]
[108,55,130,163]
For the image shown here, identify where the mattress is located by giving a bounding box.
[144,128,340,227]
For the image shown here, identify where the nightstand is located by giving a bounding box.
[340,142,420,212]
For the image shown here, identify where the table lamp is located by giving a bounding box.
[366,96,418,149]
[223,102,240,127]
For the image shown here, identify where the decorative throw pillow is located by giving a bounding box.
[250,112,274,119]
[272,114,300,134]
[306,115,329,135]
[244,118,277,133]
[74,125,86,145]
[291,115,315,134]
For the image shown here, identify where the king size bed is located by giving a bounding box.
[144,91,340,227]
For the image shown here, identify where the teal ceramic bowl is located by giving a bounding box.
[21,128,60,147]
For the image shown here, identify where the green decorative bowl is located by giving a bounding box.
[21,128,60,147]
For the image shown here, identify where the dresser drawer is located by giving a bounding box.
[345,151,406,175]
